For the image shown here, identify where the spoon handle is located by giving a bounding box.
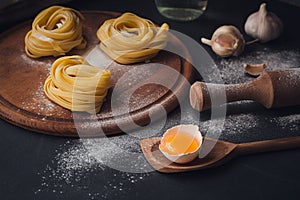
[236,136,300,155]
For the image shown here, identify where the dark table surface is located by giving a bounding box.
[1,0,300,199]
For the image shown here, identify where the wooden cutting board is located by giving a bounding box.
[0,11,193,137]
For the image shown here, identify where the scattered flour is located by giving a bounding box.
[214,49,300,84]
[35,137,152,199]
[200,113,258,136]
[270,114,300,132]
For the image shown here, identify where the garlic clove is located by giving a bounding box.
[201,25,245,57]
[244,3,283,43]
[243,63,267,77]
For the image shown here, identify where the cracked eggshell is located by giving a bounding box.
[243,63,267,77]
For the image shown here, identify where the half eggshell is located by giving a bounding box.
[159,124,203,164]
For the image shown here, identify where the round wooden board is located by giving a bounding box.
[0,11,193,137]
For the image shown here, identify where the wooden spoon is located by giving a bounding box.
[140,136,300,173]
[190,69,300,112]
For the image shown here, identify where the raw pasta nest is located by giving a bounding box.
[25,6,86,58]
[97,12,169,64]
[44,55,111,114]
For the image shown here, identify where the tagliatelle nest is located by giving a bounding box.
[44,55,111,114]
[97,12,169,64]
[25,6,86,58]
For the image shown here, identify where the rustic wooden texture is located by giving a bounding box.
[140,136,300,173]
[190,69,300,112]
[0,11,193,137]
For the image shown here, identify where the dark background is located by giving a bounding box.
[0,0,300,199]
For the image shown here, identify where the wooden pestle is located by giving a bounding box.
[190,69,300,112]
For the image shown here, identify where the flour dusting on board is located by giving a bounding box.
[20,81,60,117]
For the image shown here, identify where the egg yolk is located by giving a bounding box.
[160,132,199,155]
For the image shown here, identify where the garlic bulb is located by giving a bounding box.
[201,25,245,57]
[244,3,283,43]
